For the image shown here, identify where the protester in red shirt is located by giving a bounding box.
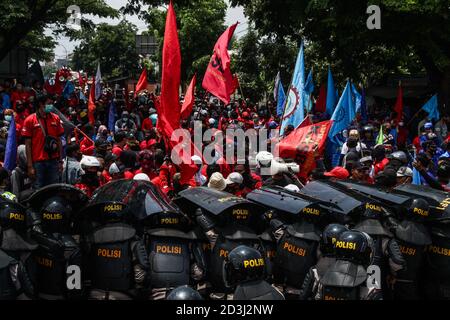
[79,124,95,156]
[22,95,64,189]
[10,82,32,110]
[112,131,127,157]
[134,150,157,180]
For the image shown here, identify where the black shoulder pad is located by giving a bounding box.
[387,239,406,267]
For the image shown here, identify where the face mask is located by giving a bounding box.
[44,104,54,114]
[4,115,12,122]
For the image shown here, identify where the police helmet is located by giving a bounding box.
[407,198,430,220]
[387,151,408,165]
[0,202,27,233]
[40,196,72,233]
[334,230,373,266]
[225,245,265,286]
[362,202,383,219]
[166,286,203,300]
[320,224,349,256]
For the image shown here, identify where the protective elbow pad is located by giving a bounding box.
[387,239,406,269]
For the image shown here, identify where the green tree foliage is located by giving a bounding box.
[0,0,118,61]
[142,0,228,85]
[232,28,266,101]
[231,0,450,107]
[71,21,139,79]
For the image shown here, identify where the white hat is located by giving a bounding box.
[191,155,203,165]
[208,172,227,191]
[284,184,300,192]
[208,118,216,125]
[109,163,120,175]
[80,156,100,169]
[225,172,244,185]
[255,151,274,167]
[133,173,150,182]
[397,166,413,177]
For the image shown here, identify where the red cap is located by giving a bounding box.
[147,139,157,147]
[324,167,349,179]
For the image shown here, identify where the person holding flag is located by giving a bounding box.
[279,42,306,135]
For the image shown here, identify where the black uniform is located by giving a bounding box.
[142,210,205,300]
[225,245,284,300]
[317,230,382,300]
[0,201,38,299]
[353,203,405,298]
[299,224,349,300]
[84,222,149,300]
[423,223,450,299]
[392,199,432,300]
[195,208,265,299]
[28,196,83,299]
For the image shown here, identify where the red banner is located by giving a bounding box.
[159,1,197,185]
[88,76,96,125]
[202,23,238,105]
[180,74,196,120]
[135,68,148,97]
[277,120,333,179]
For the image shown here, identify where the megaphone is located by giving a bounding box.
[270,160,300,176]
[255,151,274,167]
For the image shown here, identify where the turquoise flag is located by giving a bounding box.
[328,81,356,143]
[421,94,439,121]
[280,42,305,135]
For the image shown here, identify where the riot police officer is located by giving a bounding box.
[81,202,149,300]
[0,200,37,299]
[224,245,284,300]
[0,226,36,300]
[141,209,206,300]
[423,214,450,299]
[195,207,264,300]
[391,198,431,299]
[299,223,349,300]
[267,206,322,299]
[353,203,405,299]
[166,285,203,300]
[361,125,376,149]
[28,196,83,300]
[317,230,382,300]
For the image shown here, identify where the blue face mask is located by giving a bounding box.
[4,115,12,122]
[44,104,54,114]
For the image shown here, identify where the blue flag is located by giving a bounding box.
[326,67,337,117]
[351,83,362,112]
[4,117,17,171]
[62,81,75,99]
[108,100,116,132]
[276,80,286,117]
[360,87,368,124]
[304,68,314,112]
[79,90,87,102]
[421,94,439,121]
[280,42,305,135]
[328,81,356,143]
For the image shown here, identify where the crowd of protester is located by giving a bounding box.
[0,77,449,202]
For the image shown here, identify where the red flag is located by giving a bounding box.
[315,84,327,113]
[88,77,96,125]
[394,82,403,124]
[135,68,148,97]
[298,115,312,129]
[277,120,333,179]
[232,74,239,93]
[160,1,198,185]
[180,74,197,120]
[202,23,238,105]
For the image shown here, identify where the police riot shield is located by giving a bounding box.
[393,184,450,222]
[246,186,328,224]
[299,180,369,223]
[89,179,183,221]
[333,180,414,216]
[24,183,89,214]
[176,187,265,229]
